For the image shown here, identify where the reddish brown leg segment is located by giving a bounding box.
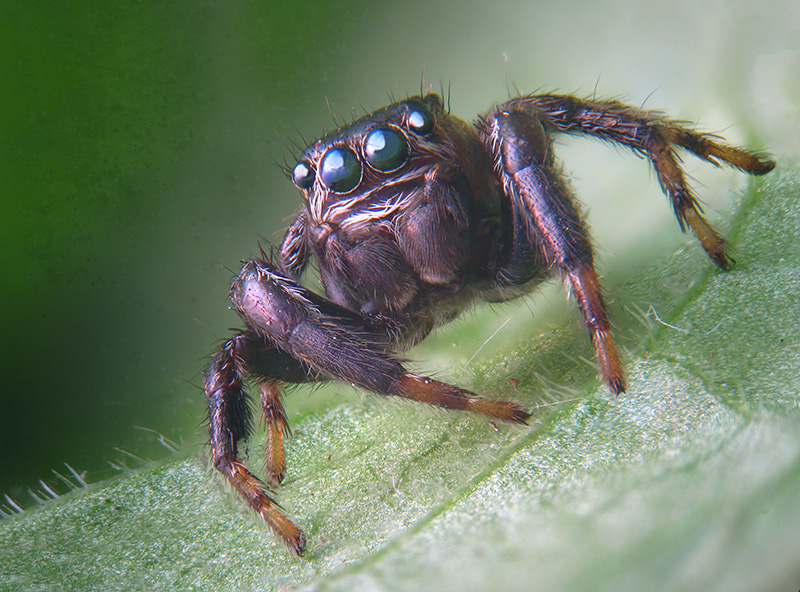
[393,373,531,423]
[567,265,625,393]
[646,134,734,269]
[259,379,291,487]
[215,456,306,555]
[663,127,776,176]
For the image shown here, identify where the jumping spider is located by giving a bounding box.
[205,91,774,554]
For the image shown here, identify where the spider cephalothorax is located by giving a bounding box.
[204,90,774,554]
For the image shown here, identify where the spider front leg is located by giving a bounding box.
[231,259,531,424]
[479,108,625,393]
[207,257,529,553]
[204,333,307,554]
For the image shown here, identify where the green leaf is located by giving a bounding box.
[2,171,798,592]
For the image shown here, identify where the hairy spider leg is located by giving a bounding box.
[257,379,291,486]
[479,108,625,394]
[508,95,775,269]
[207,258,530,555]
[275,209,310,282]
[247,345,314,485]
[204,334,306,554]
[231,259,531,425]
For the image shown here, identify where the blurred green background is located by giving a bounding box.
[0,0,795,507]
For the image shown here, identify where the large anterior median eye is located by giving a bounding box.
[320,147,361,193]
[364,127,408,172]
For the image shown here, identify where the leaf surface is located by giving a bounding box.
[2,172,798,592]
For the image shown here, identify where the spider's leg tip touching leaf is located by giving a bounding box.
[754,157,776,176]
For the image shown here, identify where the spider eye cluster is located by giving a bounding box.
[292,101,434,194]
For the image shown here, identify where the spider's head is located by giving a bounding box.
[290,94,477,229]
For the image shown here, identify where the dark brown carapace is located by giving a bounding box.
[204,91,774,554]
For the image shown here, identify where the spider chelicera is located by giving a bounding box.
[204,91,774,554]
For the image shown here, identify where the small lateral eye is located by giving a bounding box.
[364,127,408,172]
[292,161,315,189]
[320,147,361,193]
[407,104,434,134]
